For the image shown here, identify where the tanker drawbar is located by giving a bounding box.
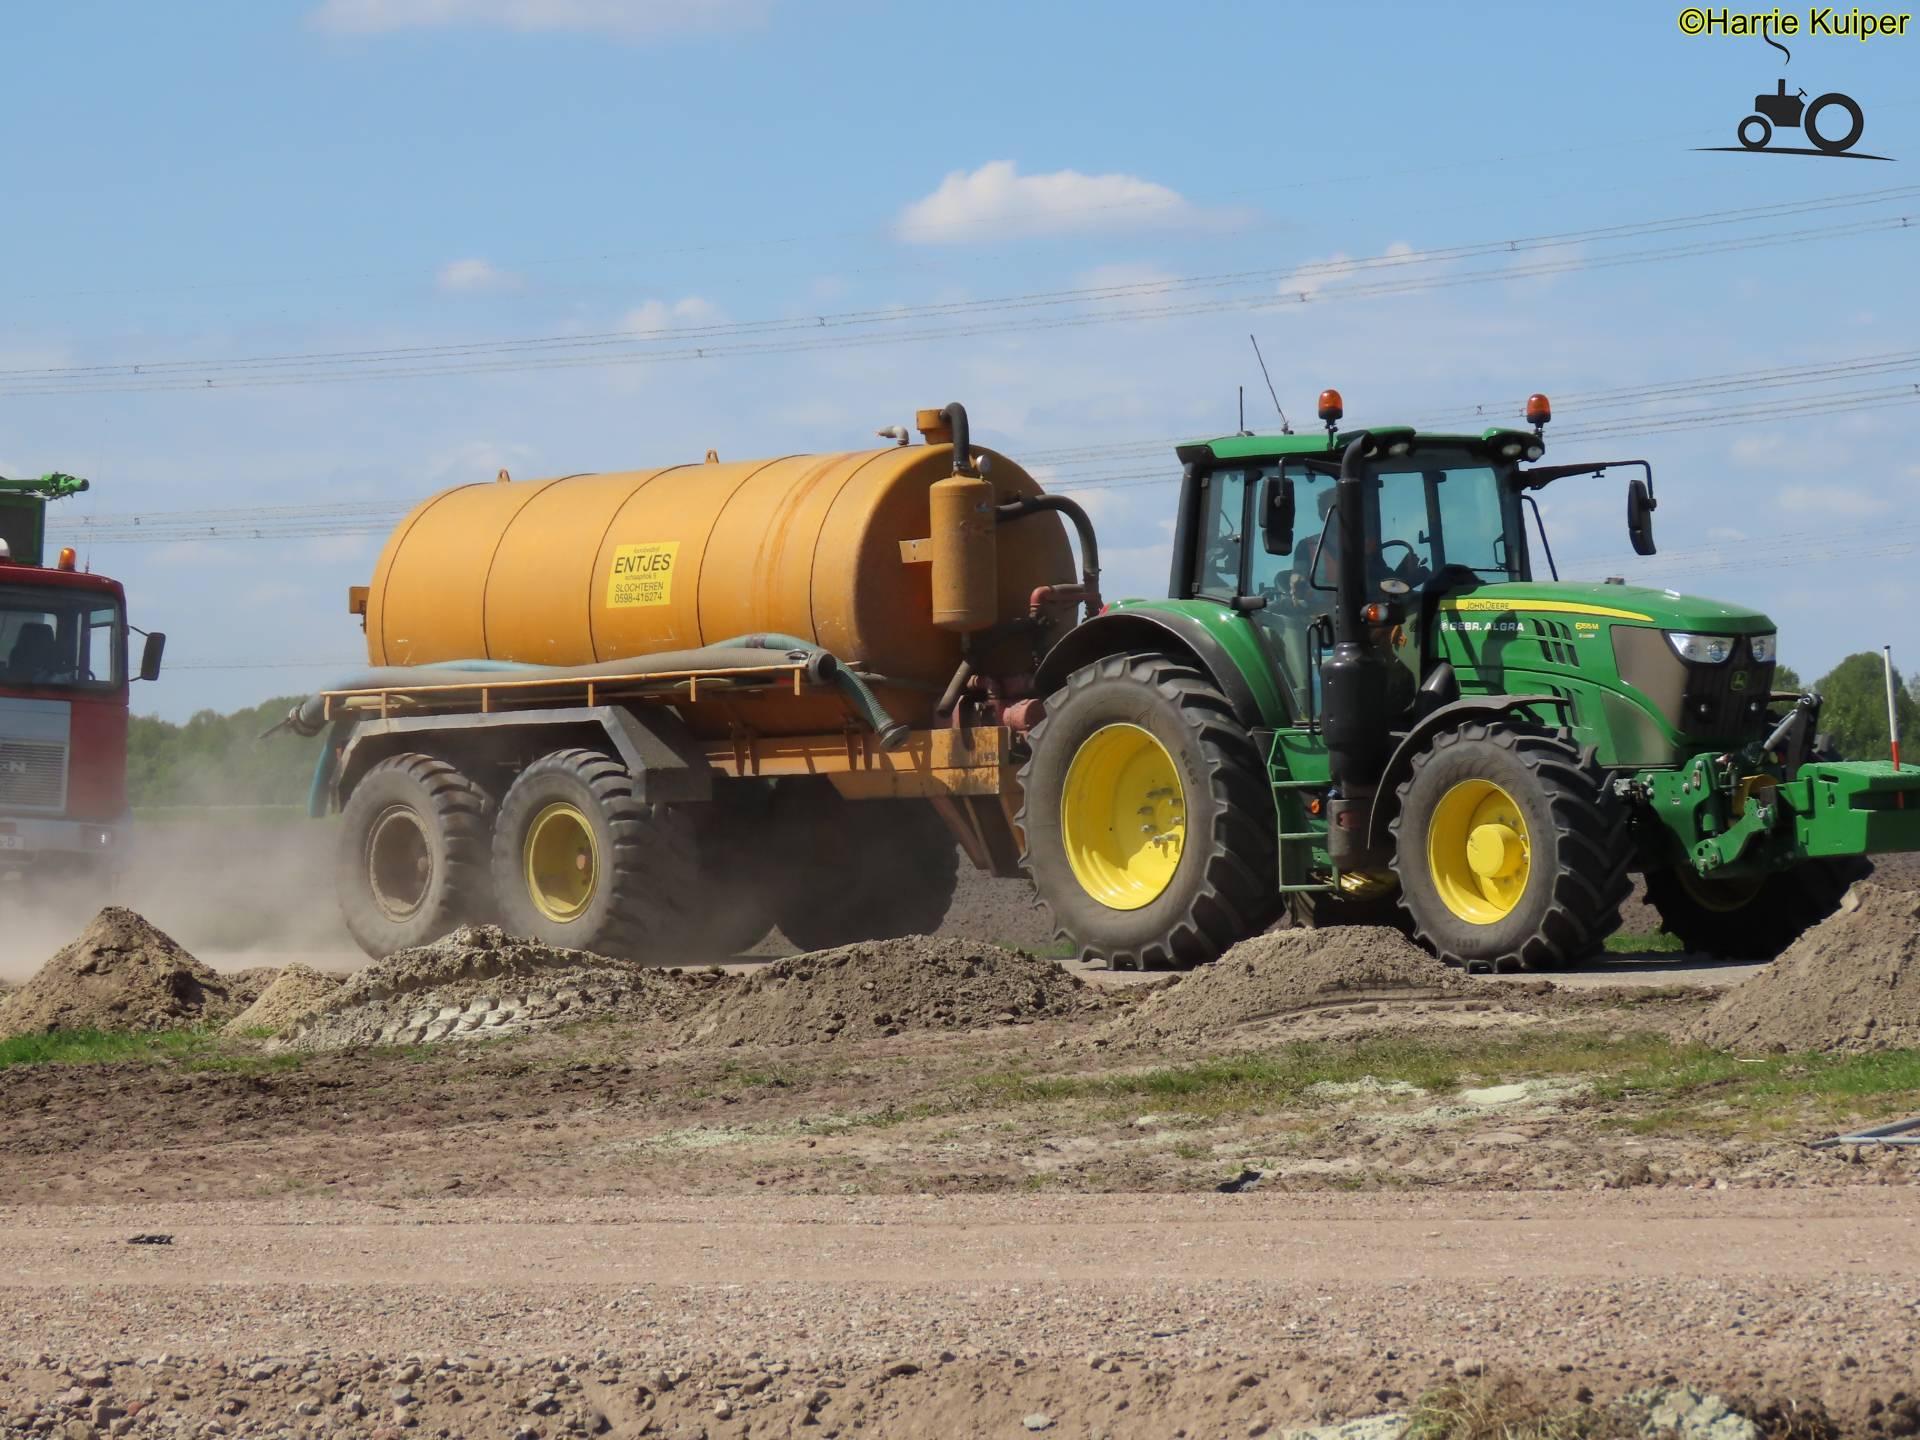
[298,404,1103,963]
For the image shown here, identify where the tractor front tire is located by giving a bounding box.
[490,747,698,961]
[1642,856,1872,961]
[1018,652,1280,970]
[336,752,493,959]
[1392,723,1631,969]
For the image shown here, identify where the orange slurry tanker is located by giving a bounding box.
[288,404,1099,960]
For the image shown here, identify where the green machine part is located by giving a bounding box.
[0,473,89,568]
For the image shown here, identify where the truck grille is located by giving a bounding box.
[0,740,68,812]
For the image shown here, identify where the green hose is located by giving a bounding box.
[732,633,910,750]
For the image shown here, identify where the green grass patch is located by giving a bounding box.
[1592,1044,1920,1125]
[1603,929,1685,954]
[0,1027,302,1074]
[969,1031,1676,1119]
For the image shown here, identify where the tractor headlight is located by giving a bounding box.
[1666,631,1734,665]
[1747,634,1775,664]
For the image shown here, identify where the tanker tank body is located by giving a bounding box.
[303,404,1101,964]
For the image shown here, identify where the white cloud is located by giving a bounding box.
[895,161,1195,244]
[623,295,722,332]
[1277,242,1415,302]
[1778,483,1887,518]
[436,257,518,293]
[311,0,772,38]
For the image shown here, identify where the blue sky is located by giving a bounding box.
[3,0,1917,718]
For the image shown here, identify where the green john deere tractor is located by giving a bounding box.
[1019,389,1920,969]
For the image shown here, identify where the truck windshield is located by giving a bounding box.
[0,584,124,690]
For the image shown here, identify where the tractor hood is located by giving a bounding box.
[1434,581,1774,637]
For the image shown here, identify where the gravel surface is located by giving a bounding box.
[0,1193,1915,1435]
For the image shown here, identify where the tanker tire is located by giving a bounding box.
[768,786,960,951]
[686,803,779,957]
[1642,855,1873,961]
[490,747,699,962]
[1392,723,1631,970]
[1017,652,1280,971]
[337,752,493,960]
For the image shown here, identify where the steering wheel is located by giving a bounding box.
[1377,539,1425,580]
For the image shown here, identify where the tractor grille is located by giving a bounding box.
[1529,618,1581,667]
[0,740,68,813]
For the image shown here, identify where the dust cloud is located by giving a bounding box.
[0,815,354,983]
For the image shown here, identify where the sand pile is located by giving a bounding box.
[1108,926,1475,1046]
[224,964,343,1037]
[1694,882,1920,1053]
[288,925,713,1049]
[683,936,1096,1048]
[0,907,235,1038]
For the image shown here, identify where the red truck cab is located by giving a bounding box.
[0,495,163,887]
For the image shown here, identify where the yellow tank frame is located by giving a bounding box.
[317,661,1021,811]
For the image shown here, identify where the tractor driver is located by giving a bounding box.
[1285,486,1428,603]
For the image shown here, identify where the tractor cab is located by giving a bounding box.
[1170,391,1590,729]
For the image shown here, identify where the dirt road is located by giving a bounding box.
[1,1192,1915,1435]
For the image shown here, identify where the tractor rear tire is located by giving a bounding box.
[766,785,960,951]
[336,752,493,959]
[1642,856,1873,961]
[490,747,699,961]
[1392,722,1631,969]
[1018,652,1280,970]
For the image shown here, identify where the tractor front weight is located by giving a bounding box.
[1639,753,1920,880]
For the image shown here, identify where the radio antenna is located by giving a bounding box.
[1249,335,1292,434]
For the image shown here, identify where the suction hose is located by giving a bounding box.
[281,636,910,750]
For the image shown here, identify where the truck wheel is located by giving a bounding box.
[1392,723,1630,969]
[768,785,960,951]
[336,752,493,959]
[1643,857,1872,960]
[1018,652,1279,970]
[491,747,697,960]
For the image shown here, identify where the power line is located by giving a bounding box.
[4,189,1916,398]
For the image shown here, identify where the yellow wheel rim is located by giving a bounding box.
[1427,779,1532,925]
[1675,867,1763,913]
[525,802,598,924]
[1061,723,1186,911]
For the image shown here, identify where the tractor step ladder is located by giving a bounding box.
[1271,776,1336,894]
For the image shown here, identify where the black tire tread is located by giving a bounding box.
[337,751,493,959]
[1017,652,1280,970]
[492,747,701,960]
[1391,723,1633,970]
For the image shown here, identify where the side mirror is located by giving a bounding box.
[1627,478,1658,557]
[139,631,166,683]
[1260,477,1296,556]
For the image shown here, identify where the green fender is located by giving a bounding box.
[1032,602,1291,728]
